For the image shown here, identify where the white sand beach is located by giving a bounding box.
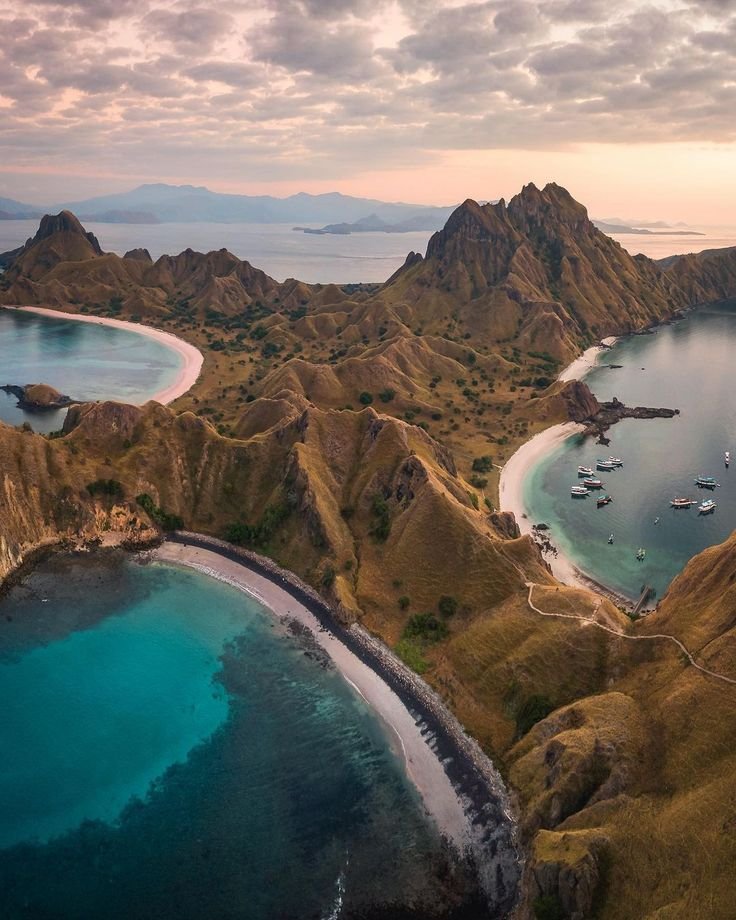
[8,305,203,404]
[498,421,593,588]
[557,335,617,383]
[152,541,476,849]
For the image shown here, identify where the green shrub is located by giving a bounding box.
[359,391,374,405]
[533,895,566,920]
[516,694,554,737]
[398,595,410,611]
[225,502,291,548]
[136,493,184,530]
[472,455,494,472]
[403,612,448,643]
[370,494,391,541]
[470,474,488,488]
[438,595,458,618]
[87,479,124,498]
[378,388,396,403]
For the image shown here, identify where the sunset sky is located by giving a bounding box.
[1,0,735,223]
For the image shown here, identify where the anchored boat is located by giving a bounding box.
[671,497,696,508]
[583,477,604,489]
[596,460,616,471]
[695,476,719,489]
[571,485,590,497]
[597,495,613,508]
[726,451,730,468]
[636,548,646,561]
[577,465,594,476]
[607,457,624,467]
[698,499,717,514]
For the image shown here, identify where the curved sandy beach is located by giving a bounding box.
[152,535,521,911]
[503,338,627,599]
[7,305,203,405]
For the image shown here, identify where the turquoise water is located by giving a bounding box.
[0,309,183,433]
[0,555,481,918]
[524,306,736,602]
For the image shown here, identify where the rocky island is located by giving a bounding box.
[1,382,77,411]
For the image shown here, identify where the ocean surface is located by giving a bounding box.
[0,310,183,433]
[0,554,481,919]
[0,220,434,285]
[2,219,734,285]
[523,305,736,602]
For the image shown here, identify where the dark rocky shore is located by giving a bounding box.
[166,531,523,919]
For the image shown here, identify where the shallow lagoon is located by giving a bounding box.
[0,554,482,919]
[524,306,736,601]
[0,309,183,432]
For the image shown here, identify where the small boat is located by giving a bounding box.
[571,485,589,497]
[726,451,730,468]
[608,533,614,544]
[577,466,594,476]
[607,457,624,467]
[698,499,717,514]
[654,517,660,525]
[583,477,604,489]
[636,548,646,561]
[695,476,719,489]
[596,460,616,471]
[671,497,696,508]
[597,495,613,508]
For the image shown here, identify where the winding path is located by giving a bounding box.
[525,582,736,687]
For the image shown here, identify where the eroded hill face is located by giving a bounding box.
[2,185,736,918]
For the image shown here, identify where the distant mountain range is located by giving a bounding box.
[0,184,456,226]
[0,184,704,235]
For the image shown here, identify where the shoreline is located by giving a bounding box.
[154,533,522,915]
[3,305,203,405]
[502,340,636,608]
[557,335,617,383]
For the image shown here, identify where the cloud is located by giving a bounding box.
[0,0,735,194]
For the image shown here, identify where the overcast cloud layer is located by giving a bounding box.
[1,0,735,200]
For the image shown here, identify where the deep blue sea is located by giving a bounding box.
[0,555,481,919]
[0,309,183,433]
[523,305,736,602]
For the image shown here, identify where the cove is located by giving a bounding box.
[0,554,484,919]
[0,309,184,433]
[523,304,736,602]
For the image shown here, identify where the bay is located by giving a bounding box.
[0,309,183,433]
[0,554,479,919]
[523,305,736,602]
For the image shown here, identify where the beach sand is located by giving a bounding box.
[498,422,592,589]
[501,339,635,604]
[557,335,617,383]
[7,305,203,405]
[153,541,476,848]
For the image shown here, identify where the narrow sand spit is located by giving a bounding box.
[7,306,203,404]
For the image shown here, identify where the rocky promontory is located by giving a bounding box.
[1,383,77,411]
[582,396,678,442]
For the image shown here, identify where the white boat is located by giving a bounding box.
[671,498,696,508]
[695,476,719,489]
[636,547,646,561]
[726,451,730,467]
[582,477,604,489]
[596,460,616,471]
[571,485,589,497]
[577,466,594,476]
[607,457,624,466]
[698,499,717,514]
